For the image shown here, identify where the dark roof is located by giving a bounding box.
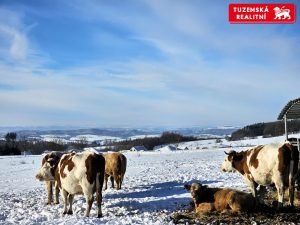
[277,97,300,120]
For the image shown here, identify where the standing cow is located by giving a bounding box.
[221,142,299,209]
[103,152,127,190]
[40,152,62,205]
[36,151,105,217]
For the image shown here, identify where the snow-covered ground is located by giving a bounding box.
[70,135,123,143]
[127,134,161,140]
[0,134,298,224]
[178,133,300,150]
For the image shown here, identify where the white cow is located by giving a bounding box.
[221,142,299,209]
[36,151,105,217]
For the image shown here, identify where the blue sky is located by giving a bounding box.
[0,0,299,128]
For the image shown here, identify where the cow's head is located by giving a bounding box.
[36,152,60,181]
[184,182,208,203]
[221,150,243,172]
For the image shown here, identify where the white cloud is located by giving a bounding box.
[0,25,28,59]
[0,7,33,60]
[0,54,299,127]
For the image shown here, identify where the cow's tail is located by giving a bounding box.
[288,144,299,186]
[95,153,105,217]
[95,154,105,193]
[289,160,295,187]
[288,143,299,206]
[116,156,122,175]
[120,155,127,185]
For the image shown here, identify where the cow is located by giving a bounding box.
[40,151,63,205]
[184,183,256,213]
[221,142,299,209]
[36,150,105,217]
[103,152,127,190]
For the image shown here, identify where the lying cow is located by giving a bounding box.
[103,152,127,190]
[40,151,62,205]
[36,150,105,217]
[185,183,256,213]
[221,142,299,209]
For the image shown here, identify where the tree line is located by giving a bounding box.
[0,132,91,155]
[0,131,198,155]
[230,119,300,141]
[113,132,198,151]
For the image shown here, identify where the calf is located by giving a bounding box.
[185,183,255,213]
[103,152,127,190]
[40,152,62,205]
[36,151,105,217]
[221,142,299,209]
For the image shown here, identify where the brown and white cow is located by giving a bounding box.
[103,152,127,190]
[40,152,63,205]
[221,142,299,209]
[184,182,256,213]
[36,150,105,217]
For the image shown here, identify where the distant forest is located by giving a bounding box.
[0,132,86,156]
[230,119,300,141]
[0,131,197,155]
[113,132,197,151]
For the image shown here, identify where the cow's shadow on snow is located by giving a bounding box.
[103,179,220,213]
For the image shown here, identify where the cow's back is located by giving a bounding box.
[213,188,255,212]
[59,151,105,194]
[104,152,126,175]
[247,143,298,186]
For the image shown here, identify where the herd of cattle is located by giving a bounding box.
[35,141,299,217]
[35,151,126,217]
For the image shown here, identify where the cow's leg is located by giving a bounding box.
[110,176,115,189]
[247,180,257,198]
[288,160,297,207]
[120,174,125,189]
[288,175,296,207]
[54,182,60,204]
[96,172,104,218]
[114,173,121,190]
[67,194,74,215]
[62,189,69,215]
[96,187,103,218]
[275,180,285,210]
[289,184,295,207]
[246,179,259,205]
[46,181,53,205]
[117,175,122,189]
[104,174,109,190]
[84,194,94,217]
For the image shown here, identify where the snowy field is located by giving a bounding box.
[0,134,296,224]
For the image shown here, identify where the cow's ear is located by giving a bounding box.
[233,152,243,161]
[54,156,60,162]
[201,185,208,190]
[184,184,191,191]
[47,159,56,168]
